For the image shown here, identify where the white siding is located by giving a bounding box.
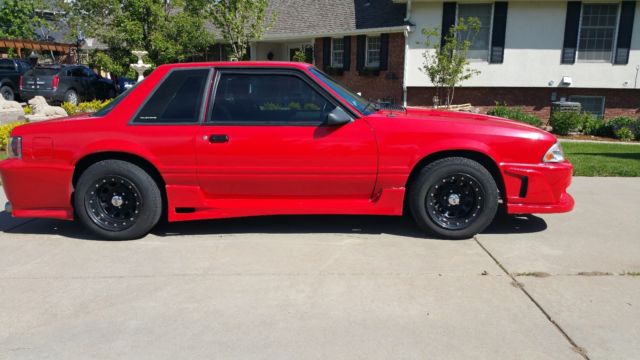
[406,1,640,89]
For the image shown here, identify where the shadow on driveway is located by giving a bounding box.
[1,210,548,241]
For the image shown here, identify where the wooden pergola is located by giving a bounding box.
[0,38,75,60]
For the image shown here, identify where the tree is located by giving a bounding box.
[0,0,48,40]
[60,0,214,76]
[207,0,275,61]
[420,17,481,107]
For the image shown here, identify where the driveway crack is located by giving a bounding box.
[474,236,590,360]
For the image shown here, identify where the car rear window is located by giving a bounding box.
[24,67,60,76]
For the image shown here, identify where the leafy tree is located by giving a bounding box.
[0,0,48,40]
[59,0,214,76]
[420,17,481,107]
[207,0,275,61]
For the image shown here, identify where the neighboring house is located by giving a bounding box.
[246,0,412,104]
[400,0,639,119]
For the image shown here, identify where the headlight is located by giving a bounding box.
[543,142,565,163]
[7,136,22,159]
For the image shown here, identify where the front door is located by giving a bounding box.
[196,69,378,200]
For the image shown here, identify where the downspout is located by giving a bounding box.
[402,0,412,107]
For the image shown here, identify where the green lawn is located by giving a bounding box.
[562,141,640,177]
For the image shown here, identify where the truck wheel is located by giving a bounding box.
[409,157,499,239]
[1,85,14,101]
[64,89,79,105]
[74,160,162,240]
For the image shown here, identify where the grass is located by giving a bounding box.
[562,141,640,177]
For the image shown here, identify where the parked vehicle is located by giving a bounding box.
[0,58,32,101]
[0,62,574,240]
[116,77,136,94]
[19,65,117,105]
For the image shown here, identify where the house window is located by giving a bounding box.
[331,38,344,68]
[577,4,619,62]
[457,3,493,60]
[569,96,606,118]
[365,36,381,68]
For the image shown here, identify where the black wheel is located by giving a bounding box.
[409,157,498,239]
[74,160,162,240]
[1,85,15,101]
[64,89,79,105]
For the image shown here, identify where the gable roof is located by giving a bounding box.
[261,0,410,39]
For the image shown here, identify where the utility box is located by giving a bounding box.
[551,101,581,115]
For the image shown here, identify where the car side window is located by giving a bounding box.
[70,67,84,77]
[133,68,210,124]
[210,72,336,124]
[0,59,14,70]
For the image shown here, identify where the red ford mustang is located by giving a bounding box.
[0,61,574,240]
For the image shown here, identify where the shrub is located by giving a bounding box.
[61,99,111,116]
[0,121,27,150]
[614,127,635,142]
[549,111,582,135]
[486,105,543,127]
[22,106,32,115]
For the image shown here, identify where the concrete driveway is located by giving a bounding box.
[0,177,638,360]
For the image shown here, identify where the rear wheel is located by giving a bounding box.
[1,85,14,101]
[64,89,79,105]
[74,160,162,240]
[409,157,499,239]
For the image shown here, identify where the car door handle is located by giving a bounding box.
[209,134,229,143]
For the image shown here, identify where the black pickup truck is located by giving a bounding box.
[0,58,32,101]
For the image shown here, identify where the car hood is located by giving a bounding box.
[391,107,555,141]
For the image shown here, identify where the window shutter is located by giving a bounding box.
[615,1,636,65]
[441,2,457,49]
[561,2,581,64]
[304,46,313,64]
[322,37,331,69]
[490,2,508,64]
[356,35,366,71]
[379,33,390,70]
[343,36,351,70]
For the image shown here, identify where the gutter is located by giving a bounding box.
[256,26,410,42]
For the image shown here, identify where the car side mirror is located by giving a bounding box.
[326,107,352,126]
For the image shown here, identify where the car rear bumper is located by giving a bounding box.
[0,159,74,220]
[501,161,575,214]
[19,89,63,103]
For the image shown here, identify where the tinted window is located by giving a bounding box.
[93,81,140,117]
[211,73,335,124]
[310,68,376,115]
[25,67,60,76]
[134,69,209,124]
[70,67,85,77]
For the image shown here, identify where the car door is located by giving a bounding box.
[196,68,378,200]
[127,68,212,191]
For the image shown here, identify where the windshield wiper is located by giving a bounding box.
[362,101,380,114]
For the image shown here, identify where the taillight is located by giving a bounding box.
[52,75,59,90]
[19,76,23,90]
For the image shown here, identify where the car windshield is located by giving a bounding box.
[92,81,140,117]
[309,68,378,115]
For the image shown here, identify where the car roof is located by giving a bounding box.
[156,61,314,71]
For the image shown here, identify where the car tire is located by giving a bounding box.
[1,85,14,101]
[409,157,498,239]
[74,160,162,240]
[64,89,79,105]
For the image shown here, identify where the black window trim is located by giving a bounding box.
[205,67,356,127]
[129,67,214,126]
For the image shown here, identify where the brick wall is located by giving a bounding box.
[407,87,640,121]
[314,33,405,104]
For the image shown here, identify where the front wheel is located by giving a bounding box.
[74,160,162,240]
[409,157,499,239]
[64,89,79,105]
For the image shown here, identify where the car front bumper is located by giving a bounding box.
[501,161,575,214]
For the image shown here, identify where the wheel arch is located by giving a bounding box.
[405,149,506,202]
[72,151,168,218]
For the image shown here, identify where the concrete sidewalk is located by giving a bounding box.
[0,177,638,359]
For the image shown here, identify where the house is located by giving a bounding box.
[244,0,638,120]
[400,0,640,119]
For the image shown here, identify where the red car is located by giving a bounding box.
[0,61,574,240]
